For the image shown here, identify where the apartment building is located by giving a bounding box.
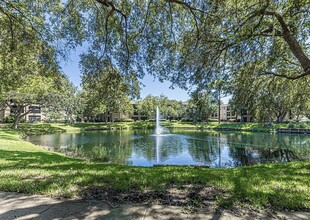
[211,104,236,121]
[210,104,251,122]
[0,105,47,123]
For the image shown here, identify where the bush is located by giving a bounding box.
[180,118,192,122]
[287,123,295,129]
[169,120,178,122]
[298,123,307,129]
[4,116,15,123]
[227,119,236,122]
[119,118,134,122]
[208,119,218,122]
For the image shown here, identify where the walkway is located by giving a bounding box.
[0,192,309,220]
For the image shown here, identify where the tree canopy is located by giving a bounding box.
[3,0,309,86]
[1,0,310,125]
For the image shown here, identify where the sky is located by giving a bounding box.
[60,48,230,103]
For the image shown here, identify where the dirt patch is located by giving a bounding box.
[80,184,281,218]
[82,184,225,207]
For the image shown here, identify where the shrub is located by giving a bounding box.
[298,123,307,129]
[4,116,15,123]
[227,119,236,122]
[181,118,192,122]
[287,123,295,129]
[119,118,134,122]
[208,119,218,122]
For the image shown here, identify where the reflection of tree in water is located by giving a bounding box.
[66,141,134,163]
[28,129,310,167]
[187,132,229,167]
[227,132,310,167]
[186,131,310,167]
[131,135,188,162]
[58,131,136,163]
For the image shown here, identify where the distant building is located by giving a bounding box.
[0,105,47,123]
[211,104,251,122]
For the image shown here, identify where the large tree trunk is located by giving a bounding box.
[276,112,287,123]
[217,95,221,124]
[12,114,22,129]
[104,112,108,125]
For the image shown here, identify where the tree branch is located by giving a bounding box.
[166,0,207,14]
[262,70,310,80]
[95,0,130,72]
[263,10,310,74]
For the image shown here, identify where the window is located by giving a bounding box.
[29,116,41,122]
[227,112,231,116]
[29,106,41,113]
[10,106,24,114]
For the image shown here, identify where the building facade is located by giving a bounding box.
[0,105,47,123]
[211,104,251,122]
[211,104,236,121]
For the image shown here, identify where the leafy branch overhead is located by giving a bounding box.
[84,0,310,82]
[1,0,309,84]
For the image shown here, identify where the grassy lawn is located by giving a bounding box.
[2,121,309,136]
[0,128,309,210]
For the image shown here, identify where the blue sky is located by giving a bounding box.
[60,48,230,103]
[60,47,191,101]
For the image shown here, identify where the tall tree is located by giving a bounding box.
[81,62,137,124]
[188,90,217,122]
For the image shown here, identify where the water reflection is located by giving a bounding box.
[26,130,310,167]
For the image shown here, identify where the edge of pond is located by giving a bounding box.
[82,126,310,134]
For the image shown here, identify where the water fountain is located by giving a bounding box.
[156,106,162,135]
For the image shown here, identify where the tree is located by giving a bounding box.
[45,77,85,123]
[136,95,159,120]
[81,63,136,124]
[1,73,64,129]
[230,66,310,123]
[136,95,184,120]
[188,90,217,122]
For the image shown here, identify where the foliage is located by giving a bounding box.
[45,77,85,123]
[287,123,295,129]
[231,71,310,123]
[46,0,310,86]
[186,90,217,123]
[0,0,64,129]
[81,64,136,122]
[2,1,310,125]
[4,116,14,123]
[136,95,185,120]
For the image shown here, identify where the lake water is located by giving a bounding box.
[26,130,310,167]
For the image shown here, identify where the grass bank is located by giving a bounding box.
[9,121,310,136]
[0,128,309,210]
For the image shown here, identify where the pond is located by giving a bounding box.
[26,129,310,167]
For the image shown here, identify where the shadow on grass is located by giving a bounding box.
[0,148,309,210]
[0,191,232,220]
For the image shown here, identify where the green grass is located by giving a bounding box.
[4,121,309,136]
[197,122,310,131]
[0,128,309,210]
